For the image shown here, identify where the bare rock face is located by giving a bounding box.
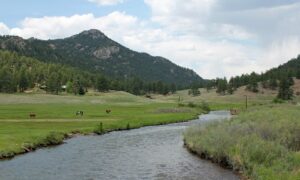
[82,29,106,39]
[93,46,120,59]
[4,37,26,50]
[49,44,56,50]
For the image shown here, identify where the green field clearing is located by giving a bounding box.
[0,91,205,159]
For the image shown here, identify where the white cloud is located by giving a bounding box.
[142,0,300,78]
[88,0,124,6]
[1,0,300,79]
[260,37,300,71]
[6,12,137,40]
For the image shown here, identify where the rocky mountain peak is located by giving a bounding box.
[78,29,106,39]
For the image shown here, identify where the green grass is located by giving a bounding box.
[2,86,299,180]
[0,92,204,159]
[184,104,300,179]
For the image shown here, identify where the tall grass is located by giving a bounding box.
[184,104,300,179]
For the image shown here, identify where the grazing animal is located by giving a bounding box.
[29,113,36,118]
[106,109,111,114]
[230,109,239,115]
[76,111,84,116]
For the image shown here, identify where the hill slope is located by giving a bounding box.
[0,29,203,86]
[264,55,300,78]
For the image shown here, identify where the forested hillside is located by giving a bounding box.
[0,29,203,87]
[207,55,300,100]
[0,51,177,95]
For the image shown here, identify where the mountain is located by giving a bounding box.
[0,29,203,86]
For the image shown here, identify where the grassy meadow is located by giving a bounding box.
[1,84,300,180]
[0,91,206,159]
[0,86,284,159]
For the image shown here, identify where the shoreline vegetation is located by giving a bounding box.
[184,104,300,179]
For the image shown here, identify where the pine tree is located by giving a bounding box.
[78,86,85,95]
[227,83,234,94]
[96,76,109,92]
[170,83,176,94]
[189,83,200,96]
[18,68,29,92]
[216,78,227,95]
[46,72,61,94]
[277,76,293,100]
[269,78,278,90]
[246,72,259,93]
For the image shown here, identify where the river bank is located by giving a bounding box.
[0,113,201,160]
[0,92,208,160]
[184,104,300,179]
[0,111,238,180]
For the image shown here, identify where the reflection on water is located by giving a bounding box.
[0,111,238,180]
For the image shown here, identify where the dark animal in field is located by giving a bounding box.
[76,111,84,116]
[106,109,111,114]
[230,109,239,115]
[29,113,36,118]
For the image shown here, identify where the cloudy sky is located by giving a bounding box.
[0,0,300,79]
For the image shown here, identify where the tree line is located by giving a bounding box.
[202,55,300,100]
[0,51,177,95]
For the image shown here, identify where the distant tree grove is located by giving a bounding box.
[204,55,300,100]
[0,51,178,95]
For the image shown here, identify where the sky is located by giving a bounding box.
[1,0,300,79]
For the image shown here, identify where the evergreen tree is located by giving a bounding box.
[277,76,293,100]
[227,83,234,94]
[205,80,215,92]
[269,78,278,90]
[227,77,237,94]
[110,80,121,90]
[216,78,227,95]
[96,76,109,92]
[162,84,170,95]
[18,68,29,92]
[288,73,295,86]
[78,86,85,95]
[246,72,259,93]
[156,81,164,94]
[0,68,17,93]
[46,72,61,94]
[170,83,176,94]
[189,83,200,96]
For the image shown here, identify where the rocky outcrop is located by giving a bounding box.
[93,46,120,59]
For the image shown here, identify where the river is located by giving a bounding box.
[0,111,239,180]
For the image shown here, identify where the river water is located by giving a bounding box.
[0,111,239,180]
